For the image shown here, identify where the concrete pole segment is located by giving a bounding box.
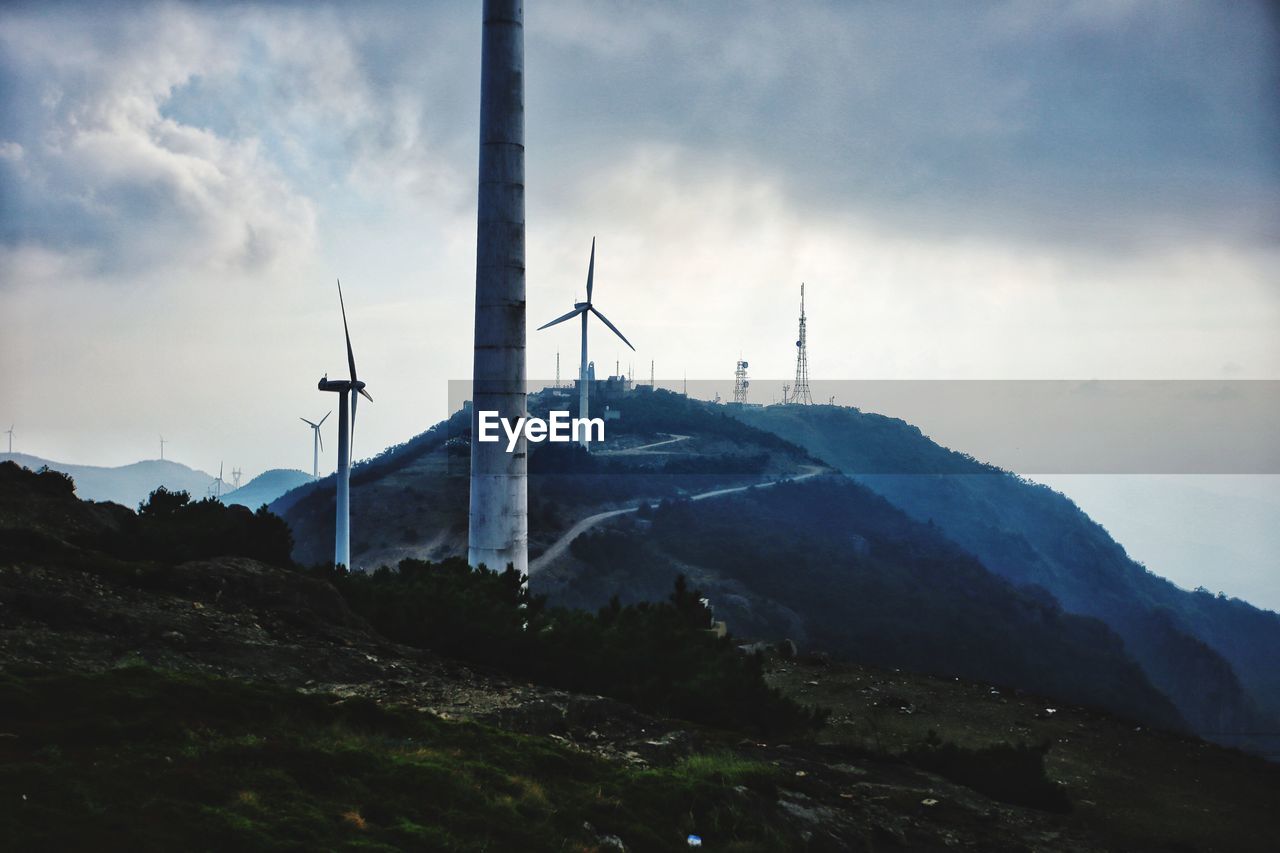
[468,0,528,576]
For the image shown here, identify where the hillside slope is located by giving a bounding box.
[733,404,1280,756]
[271,391,820,569]
[539,476,1185,732]
[222,468,312,509]
[5,462,1280,850]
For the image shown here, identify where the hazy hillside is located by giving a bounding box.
[0,452,217,509]
[221,468,311,509]
[733,404,1280,756]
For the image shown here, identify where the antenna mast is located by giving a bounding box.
[733,359,749,404]
[791,283,813,405]
[555,351,560,388]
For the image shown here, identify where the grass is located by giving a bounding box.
[0,667,792,852]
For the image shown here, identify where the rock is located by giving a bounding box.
[582,822,627,851]
[635,730,696,763]
[567,694,636,729]
[777,638,797,659]
[495,700,567,735]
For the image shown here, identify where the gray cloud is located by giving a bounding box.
[528,0,1280,252]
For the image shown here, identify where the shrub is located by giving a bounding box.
[308,559,825,736]
[904,731,1072,812]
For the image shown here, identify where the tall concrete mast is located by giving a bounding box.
[468,0,528,576]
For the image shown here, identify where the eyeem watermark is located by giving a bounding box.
[477,410,604,452]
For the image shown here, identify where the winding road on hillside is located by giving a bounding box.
[528,464,827,575]
[597,433,690,455]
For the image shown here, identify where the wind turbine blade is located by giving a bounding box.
[585,237,595,304]
[319,411,331,426]
[359,387,373,402]
[537,306,586,331]
[301,417,317,427]
[318,431,324,453]
[338,278,358,383]
[590,306,635,351]
[350,393,358,455]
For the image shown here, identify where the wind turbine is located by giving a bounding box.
[211,462,225,500]
[318,279,373,569]
[5,425,12,454]
[300,411,331,479]
[159,435,167,461]
[537,238,634,446]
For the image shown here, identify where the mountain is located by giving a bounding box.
[221,468,312,509]
[271,390,1201,736]
[731,403,1280,756]
[0,452,218,509]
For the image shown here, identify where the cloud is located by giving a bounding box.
[530,0,1280,253]
[0,3,324,280]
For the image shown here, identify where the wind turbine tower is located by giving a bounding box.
[300,411,331,479]
[791,283,813,405]
[5,425,13,454]
[537,238,634,448]
[318,280,373,569]
[469,0,528,576]
[733,359,749,404]
[159,435,167,461]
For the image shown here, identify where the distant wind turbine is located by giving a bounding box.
[159,435,167,461]
[300,411,331,479]
[318,279,373,569]
[537,238,634,446]
[5,425,13,454]
[212,462,225,500]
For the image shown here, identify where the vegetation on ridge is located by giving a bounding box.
[308,558,826,736]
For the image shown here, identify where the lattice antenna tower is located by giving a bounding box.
[733,358,749,404]
[791,282,813,405]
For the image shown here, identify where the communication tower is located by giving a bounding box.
[733,359,749,404]
[791,283,813,405]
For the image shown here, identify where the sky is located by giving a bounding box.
[1,4,1277,472]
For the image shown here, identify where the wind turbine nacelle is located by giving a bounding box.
[318,378,352,392]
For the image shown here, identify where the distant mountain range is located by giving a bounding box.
[0,453,309,513]
[0,453,219,509]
